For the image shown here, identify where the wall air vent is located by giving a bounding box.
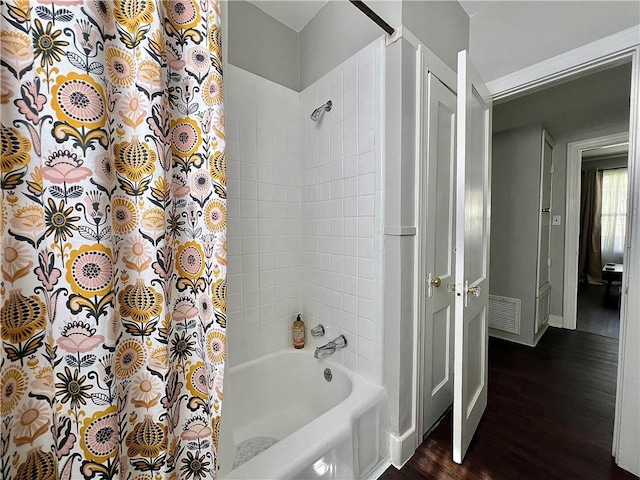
[488,295,521,334]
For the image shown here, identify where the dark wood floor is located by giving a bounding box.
[379,328,637,480]
[577,283,621,338]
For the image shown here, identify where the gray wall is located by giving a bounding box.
[490,125,543,345]
[228,0,299,90]
[469,1,640,82]
[299,1,400,90]
[230,0,469,92]
[402,1,469,74]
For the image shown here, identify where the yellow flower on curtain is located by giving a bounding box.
[204,200,227,232]
[118,278,164,323]
[203,73,223,106]
[170,117,202,157]
[0,290,46,344]
[80,406,119,461]
[51,72,107,129]
[1,124,31,171]
[105,46,137,87]
[211,278,226,313]
[65,244,114,297]
[113,136,157,182]
[125,415,167,458]
[1,366,27,415]
[176,241,205,279]
[111,196,139,234]
[113,0,156,34]
[186,361,208,399]
[13,448,57,480]
[114,339,147,378]
[206,330,226,365]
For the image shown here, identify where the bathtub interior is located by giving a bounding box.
[228,351,352,444]
[217,351,389,479]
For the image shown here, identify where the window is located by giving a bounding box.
[601,167,628,264]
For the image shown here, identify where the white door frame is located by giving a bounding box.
[563,131,629,331]
[488,30,639,474]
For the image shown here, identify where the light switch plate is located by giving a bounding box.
[552,215,562,226]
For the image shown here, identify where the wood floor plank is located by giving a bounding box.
[379,328,638,480]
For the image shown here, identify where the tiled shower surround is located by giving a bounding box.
[225,39,384,383]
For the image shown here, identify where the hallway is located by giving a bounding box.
[379,328,637,480]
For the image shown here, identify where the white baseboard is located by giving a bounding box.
[548,315,563,328]
[389,429,417,469]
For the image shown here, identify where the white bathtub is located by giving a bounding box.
[218,349,389,479]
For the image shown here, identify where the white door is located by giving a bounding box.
[536,133,554,333]
[420,70,457,435]
[538,133,554,289]
[453,50,492,464]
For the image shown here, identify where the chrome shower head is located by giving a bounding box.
[310,100,332,121]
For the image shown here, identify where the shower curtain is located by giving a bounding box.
[0,1,227,479]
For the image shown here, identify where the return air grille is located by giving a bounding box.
[489,295,521,334]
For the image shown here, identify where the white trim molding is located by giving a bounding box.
[488,26,640,101]
[389,428,418,469]
[548,315,563,328]
[383,226,417,236]
[563,132,629,331]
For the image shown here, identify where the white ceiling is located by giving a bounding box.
[247,0,328,32]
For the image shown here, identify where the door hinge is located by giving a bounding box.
[547,258,552,267]
[550,164,555,174]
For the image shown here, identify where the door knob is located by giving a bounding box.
[427,273,442,298]
[541,207,550,213]
[464,280,481,307]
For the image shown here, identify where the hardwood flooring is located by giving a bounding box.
[577,283,621,338]
[379,328,637,480]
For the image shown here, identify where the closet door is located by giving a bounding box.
[537,131,554,289]
[420,69,457,437]
[536,131,554,333]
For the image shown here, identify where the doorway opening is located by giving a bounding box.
[577,141,629,339]
[489,59,632,466]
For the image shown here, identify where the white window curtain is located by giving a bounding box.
[601,167,628,264]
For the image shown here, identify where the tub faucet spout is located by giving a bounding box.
[314,335,348,359]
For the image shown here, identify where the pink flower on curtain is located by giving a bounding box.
[57,320,105,354]
[42,150,93,184]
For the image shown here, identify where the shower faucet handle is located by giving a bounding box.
[310,324,325,336]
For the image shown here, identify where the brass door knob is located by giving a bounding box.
[430,276,442,288]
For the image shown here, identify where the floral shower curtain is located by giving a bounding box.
[0,1,227,479]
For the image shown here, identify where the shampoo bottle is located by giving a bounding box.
[293,314,305,349]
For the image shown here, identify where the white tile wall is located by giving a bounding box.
[225,65,302,367]
[300,40,384,383]
[225,39,384,384]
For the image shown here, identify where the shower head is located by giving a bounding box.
[310,100,332,121]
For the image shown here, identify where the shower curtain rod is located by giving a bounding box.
[349,0,395,36]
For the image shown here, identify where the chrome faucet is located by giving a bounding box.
[310,324,325,336]
[314,335,348,359]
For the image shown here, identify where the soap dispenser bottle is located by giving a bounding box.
[293,314,305,349]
